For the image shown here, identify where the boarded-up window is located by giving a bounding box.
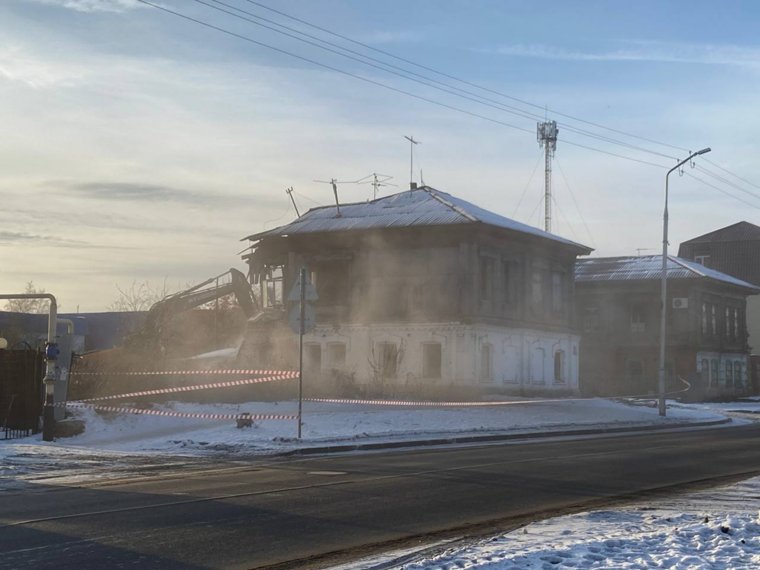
[734,361,743,387]
[327,343,346,369]
[583,306,599,333]
[726,361,734,387]
[313,261,349,305]
[531,271,543,308]
[305,344,322,373]
[531,347,545,383]
[479,344,492,382]
[422,343,442,379]
[377,342,398,379]
[553,350,565,383]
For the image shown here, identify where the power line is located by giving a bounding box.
[138,0,673,170]
[703,157,760,192]
[695,164,760,202]
[197,0,679,162]
[685,172,760,210]
[243,0,689,154]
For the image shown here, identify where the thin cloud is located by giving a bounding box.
[0,230,125,249]
[28,0,143,13]
[481,41,760,68]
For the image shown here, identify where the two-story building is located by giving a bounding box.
[575,255,759,399]
[241,185,592,396]
[678,221,760,357]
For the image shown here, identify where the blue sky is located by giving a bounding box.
[1,0,759,310]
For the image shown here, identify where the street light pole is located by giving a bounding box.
[658,147,711,417]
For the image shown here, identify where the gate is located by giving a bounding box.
[0,348,44,439]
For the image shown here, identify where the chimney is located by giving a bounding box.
[410,182,418,190]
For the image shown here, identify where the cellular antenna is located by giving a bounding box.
[537,120,558,233]
[356,172,395,200]
[285,186,300,218]
[404,135,421,189]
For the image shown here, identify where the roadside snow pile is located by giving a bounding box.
[402,476,760,570]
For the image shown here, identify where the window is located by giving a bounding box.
[479,257,494,301]
[422,343,442,379]
[502,261,512,304]
[630,305,645,333]
[305,344,322,373]
[583,306,599,333]
[313,261,350,305]
[734,361,743,387]
[479,344,492,383]
[711,359,718,385]
[553,350,565,383]
[377,342,398,379]
[327,343,346,369]
[725,307,730,338]
[734,308,740,339]
[701,303,708,335]
[701,358,711,386]
[552,272,564,312]
[725,361,733,387]
[531,270,543,307]
[711,305,717,336]
[694,254,711,267]
[531,347,545,383]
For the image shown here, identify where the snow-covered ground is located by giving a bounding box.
[384,474,760,570]
[0,397,747,490]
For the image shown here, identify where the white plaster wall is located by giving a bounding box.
[302,322,580,393]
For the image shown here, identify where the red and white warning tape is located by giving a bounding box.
[66,374,294,405]
[70,369,299,377]
[305,397,589,408]
[66,402,296,421]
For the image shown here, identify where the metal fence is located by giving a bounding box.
[0,348,43,439]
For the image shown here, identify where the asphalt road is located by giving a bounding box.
[2,424,760,570]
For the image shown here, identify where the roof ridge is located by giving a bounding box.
[423,187,479,223]
[668,255,705,277]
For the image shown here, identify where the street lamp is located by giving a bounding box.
[658,147,711,417]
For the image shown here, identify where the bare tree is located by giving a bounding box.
[3,281,54,313]
[108,280,171,312]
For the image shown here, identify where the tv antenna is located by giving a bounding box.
[314,177,356,217]
[404,135,421,189]
[356,173,395,200]
[285,186,300,218]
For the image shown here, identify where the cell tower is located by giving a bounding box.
[537,120,558,233]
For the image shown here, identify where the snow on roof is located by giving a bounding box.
[575,255,760,292]
[243,186,592,253]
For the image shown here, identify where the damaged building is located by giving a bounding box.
[241,185,592,396]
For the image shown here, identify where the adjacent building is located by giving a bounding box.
[575,255,759,399]
[241,185,592,395]
[678,221,760,356]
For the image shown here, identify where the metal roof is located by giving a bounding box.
[680,221,760,245]
[244,186,592,252]
[575,255,760,292]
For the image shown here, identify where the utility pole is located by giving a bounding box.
[537,121,558,233]
[404,135,420,189]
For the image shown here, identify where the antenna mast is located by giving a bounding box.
[537,120,558,233]
[404,135,420,189]
[285,186,300,218]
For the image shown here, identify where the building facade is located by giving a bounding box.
[241,186,592,396]
[575,255,759,400]
[678,221,760,356]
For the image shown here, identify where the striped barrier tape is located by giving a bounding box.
[70,368,299,377]
[65,402,296,421]
[66,374,295,405]
[305,397,583,407]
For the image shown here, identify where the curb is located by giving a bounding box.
[282,417,732,457]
